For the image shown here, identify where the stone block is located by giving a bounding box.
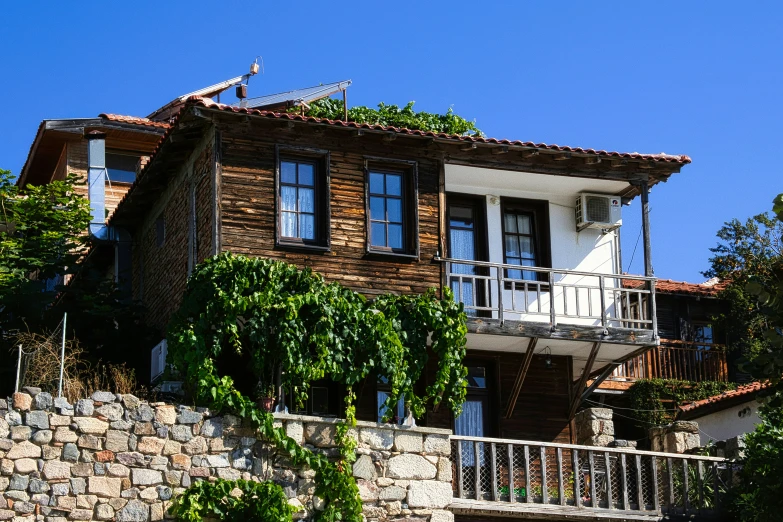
[74,400,93,417]
[216,468,240,480]
[76,494,98,508]
[379,485,407,501]
[136,405,154,423]
[436,457,451,482]
[105,431,130,453]
[122,395,140,411]
[357,479,379,501]
[359,427,394,450]
[7,441,41,460]
[137,437,165,455]
[70,463,93,478]
[70,478,86,495]
[139,487,159,500]
[13,459,36,474]
[12,394,32,412]
[175,409,202,425]
[49,415,71,427]
[91,392,116,404]
[170,425,192,443]
[304,423,336,448]
[42,461,71,480]
[95,504,114,520]
[0,459,13,475]
[62,443,79,462]
[5,412,21,427]
[131,468,163,486]
[154,406,176,425]
[33,393,53,411]
[54,397,74,415]
[77,434,101,450]
[51,483,70,496]
[116,499,150,522]
[169,454,190,471]
[116,452,145,467]
[72,418,108,435]
[200,418,222,438]
[181,437,206,455]
[387,454,437,480]
[150,502,164,522]
[424,434,451,456]
[352,455,377,480]
[28,478,49,495]
[161,440,180,456]
[107,464,130,478]
[407,480,453,508]
[9,474,29,490]
[430,509,455,522]
[95,404,124,422]
[284,421,303,444]
[53,427,77,444]
[0,419,8,439]
[10,426,31,441]
[394,431,423,453]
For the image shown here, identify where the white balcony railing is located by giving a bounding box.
[450,436,735,517]
[437,258,657,333]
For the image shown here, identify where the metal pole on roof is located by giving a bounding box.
[343,89,348,121]
[640,180,653,277]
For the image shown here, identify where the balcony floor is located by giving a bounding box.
[466,317,656,345]
[451,498,666,521]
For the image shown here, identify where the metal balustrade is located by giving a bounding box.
[450,436,735,517]
[437,258,657,332]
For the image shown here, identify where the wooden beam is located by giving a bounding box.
[351,129,364,137]
[460,143,477,151]
[382,132,396,142]
[491,145,509,155]
[610,159,628,168]
[568,342,601,420]
[553,152,571,161]
[584,156,602,165]
[521,149,539,159]
[580,362,620,403]
[465,318,655,345]
[504,338,538,419]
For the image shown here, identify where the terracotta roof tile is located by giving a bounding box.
[679,382,770,414]
[191,97,692,164]
[625,278,726,297]
[99,114,171,129]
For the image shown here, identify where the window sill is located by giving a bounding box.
[365,249,419,262]
[276,241,331,253]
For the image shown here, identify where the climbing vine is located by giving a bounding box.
[171,479,294,522]
[166,253,468,521]
[627,379,737,427]
[296,98,483,137]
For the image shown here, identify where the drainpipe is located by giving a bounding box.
[85,131,132,295]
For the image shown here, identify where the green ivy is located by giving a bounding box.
[171,479,294,522]
[627,379,737,427]
[166,253,468,522]
[296,98,483,137]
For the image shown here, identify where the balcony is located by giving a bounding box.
[608,341,729,383]
[450,435,734,520]
[439,258,657,345]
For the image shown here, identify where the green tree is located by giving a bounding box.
[703,212,783,371]
[297,98,483,137]
[0,169,91,333]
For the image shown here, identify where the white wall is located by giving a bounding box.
[694,400,762,444]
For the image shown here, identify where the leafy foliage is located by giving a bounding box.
[171,479,295,522]
[166,253,468,521]
[729,397,783,522]
[627,379,737,427]
[703,212,783,365]
[297,98,483,137]
[0,169,90,332]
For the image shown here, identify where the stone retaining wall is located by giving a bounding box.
[0,389,454,522]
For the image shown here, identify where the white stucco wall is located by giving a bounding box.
[693,399,762,444]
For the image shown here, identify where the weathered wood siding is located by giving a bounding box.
[217,124,442,296]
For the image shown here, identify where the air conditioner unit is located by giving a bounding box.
[575,193,622,232]
[150,339,168,382]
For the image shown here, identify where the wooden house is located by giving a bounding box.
[22,88,737,520]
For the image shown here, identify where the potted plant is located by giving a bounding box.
[256,381,276,412]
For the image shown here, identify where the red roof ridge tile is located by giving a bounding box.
[679,381,770,414]
[191,97,691,164]
[99,113,171,129]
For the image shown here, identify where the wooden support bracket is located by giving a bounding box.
[568,341,601,420]
[504,337,538,419]
[460,143,477,151]
[491,145,509,155]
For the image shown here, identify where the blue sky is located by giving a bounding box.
[1,2,780,282]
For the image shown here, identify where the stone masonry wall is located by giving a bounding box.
[0,389,454,522]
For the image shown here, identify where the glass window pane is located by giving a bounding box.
[504,213,518,233]
[467,366,487,388]
[450,229,476,263]
[387,198,402,223]
[298,187,315,213]
[281,186,297,211]
[519,236,534,256]
[369,172,384,194]
[506,268,522,280]
[449,206,474,229]
[300,213,315,240]
[281,162,297,184]
[281,212,297,238]
[371,222,386,247]
[370,197,385,221]
[386,174,402,196]
[517,214,531,234]
[298,163,314,186]
[311,386,329,415]
[388,224,403,250]
[504,235,519,257]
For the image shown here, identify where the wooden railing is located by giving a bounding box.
[609,340,728,382]
[437,257,657,333]
[451,436,735,517]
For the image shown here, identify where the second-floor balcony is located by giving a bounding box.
[439,258,657,346]
[608,340,729,383]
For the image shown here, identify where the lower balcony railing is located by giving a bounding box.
[450,436,735,517]
[437,258,657,332]
[609,340,729,382]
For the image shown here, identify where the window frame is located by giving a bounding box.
[500,197,551,283]
[274,145,331,252]
[105,149,140,184]
[364,157,419,259]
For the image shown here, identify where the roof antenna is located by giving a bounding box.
[238,57,263,107]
